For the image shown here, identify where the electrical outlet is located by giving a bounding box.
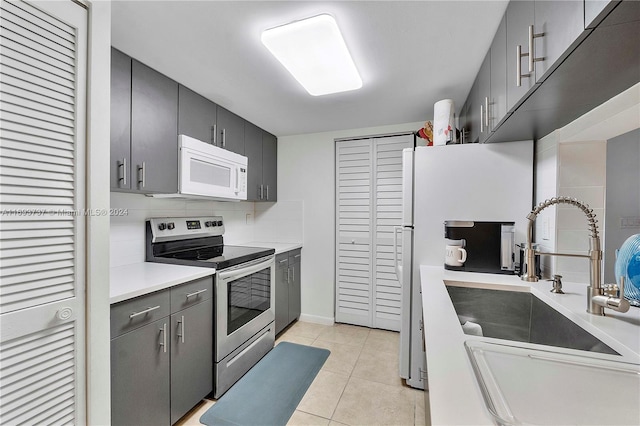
[246,213,253,225]
[542,217,550,240]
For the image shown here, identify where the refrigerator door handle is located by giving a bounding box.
[393,226,403,281]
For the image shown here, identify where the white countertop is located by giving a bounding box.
[235,241,302,255]
[110,262,215,304]
[420,266,640,425]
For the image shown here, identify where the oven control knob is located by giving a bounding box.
[217,221,223,226]
[158,223,167,231]
[167,222,175,230]
[205,221,213,227]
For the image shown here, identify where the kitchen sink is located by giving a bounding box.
[445,285,620,355]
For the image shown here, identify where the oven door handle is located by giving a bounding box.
[217,255,275,282]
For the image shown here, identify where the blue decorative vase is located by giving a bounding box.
[615,233,640,307]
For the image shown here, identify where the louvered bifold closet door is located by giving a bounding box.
[0,1,87,424]
[372,135,412,331]
[335,139,373,327]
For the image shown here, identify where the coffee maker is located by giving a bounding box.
[444,221,516,274]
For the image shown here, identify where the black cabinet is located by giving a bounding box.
[216,107,245,155]
[131,60,179,193]
[111,277,213,426]
[275,249,301,334]
[178,85,218,145]
[110,48,131,191]
[245,122,278,202]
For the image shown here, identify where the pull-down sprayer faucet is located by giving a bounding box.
[522,197,630,315]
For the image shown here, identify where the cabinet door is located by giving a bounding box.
[244,122,263,201]
[217,106,245,155]
[468,77,480,143]
[288,252,301,323]
[111,320,170,426]
[178,85,217,145]
[262,132,277,201]
[170,298,213,425]
[477,52,491,143]
[506,0,536,111]
[131,60,178,193]
[533,0,584,82]
[110,48,131,190]
[275,255,289,334]
[490,16,508,132]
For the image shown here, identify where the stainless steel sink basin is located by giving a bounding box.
[446,285,620,355]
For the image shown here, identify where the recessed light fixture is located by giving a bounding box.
[261,14,362,96]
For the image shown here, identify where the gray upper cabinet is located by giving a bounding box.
[244,123,277,202]
[506,0,536,112]
[262,132,277,202]
[131,60,178,193]
[244,122,263,201]
[477,52,491,144]
[533,0,585,82]
[110,48,131,191]
[490,16,508,131]
[216,106,245,155]
[178,85,218,145]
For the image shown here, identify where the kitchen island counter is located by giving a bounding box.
[420,265,640,425]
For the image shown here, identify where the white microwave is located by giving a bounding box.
[152,135,248,201]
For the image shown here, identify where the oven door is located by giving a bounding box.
[215,255,275,362]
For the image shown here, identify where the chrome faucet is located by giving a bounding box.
[522,196,630,315]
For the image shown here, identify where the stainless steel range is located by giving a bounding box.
[146,216,276,398]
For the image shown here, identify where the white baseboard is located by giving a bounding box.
[298,313,335,326]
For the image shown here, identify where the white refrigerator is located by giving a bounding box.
[397,141,534,389]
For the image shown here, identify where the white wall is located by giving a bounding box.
[533,83,640,282]
[278,121,423,324]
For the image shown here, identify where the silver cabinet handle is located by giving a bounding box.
[294,254,301,259]
[221,128,226,148]
[480,104,484,133]
[185,288,207,299]
[528,25,545,73]
[279,259,288,264]
[177,315,185,343]
[292,265,295,282]
[484,97,489,129]
[159,322,167,353]
[266,185,269,200]
[211,124,217,145]
[516,44,530,87]
[118,157,127,186]
[260,184,264,200]
[129,305,160,319]
[138,161,146,188]
[287,267,291,284]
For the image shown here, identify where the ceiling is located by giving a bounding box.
[111,1,509,137]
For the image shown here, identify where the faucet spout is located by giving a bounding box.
[522,197,606,315]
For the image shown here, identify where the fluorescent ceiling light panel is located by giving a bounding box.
[261,14,362,96]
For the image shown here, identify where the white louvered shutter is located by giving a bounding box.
[335,139,373,327]
[372,135,412,330]
[335,135,412,330]
[0,1,87,424]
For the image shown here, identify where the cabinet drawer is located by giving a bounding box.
[276,252,289,268]
[170,276,213,312]
[111,290,171,338]
[288,249,301,263]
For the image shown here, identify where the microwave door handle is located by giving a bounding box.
[235,167,239,194]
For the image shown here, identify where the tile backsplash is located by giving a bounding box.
[110,193,303,267]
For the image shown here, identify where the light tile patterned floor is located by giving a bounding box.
[176,322,430,426]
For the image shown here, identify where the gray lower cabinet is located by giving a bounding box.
[111,318,170,426]
[131,59,179,194]
[245,122,278,202]
[170,298,213,424]
[275,249,302,334]
[178,85,218,145]
[111,277,213,426]
[216,106,245,155]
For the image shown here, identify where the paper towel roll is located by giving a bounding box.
[433,99,456,146]
[462,321,483,336]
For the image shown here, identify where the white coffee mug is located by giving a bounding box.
[445,241,467,267]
